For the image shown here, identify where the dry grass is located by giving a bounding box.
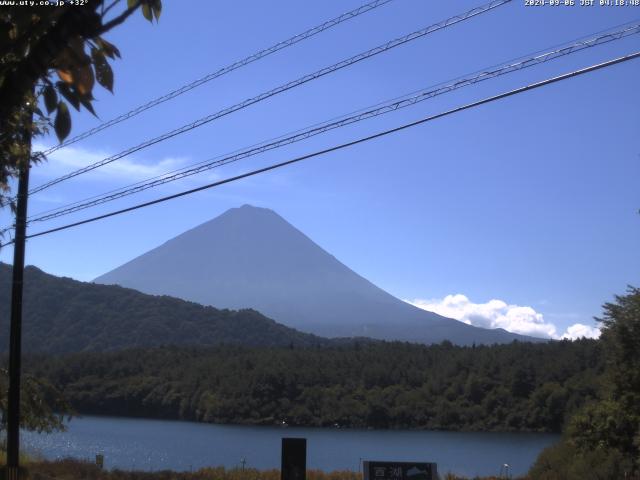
[3,459,361,480]
[0,458,525,480]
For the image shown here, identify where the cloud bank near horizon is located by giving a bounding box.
[406,294,600,340]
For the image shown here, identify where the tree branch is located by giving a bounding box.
[102,0,122,19]
[95,1,140,36]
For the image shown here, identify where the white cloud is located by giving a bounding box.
[561,323,601,340]
[32,142,191,182]
[406,294,600,340]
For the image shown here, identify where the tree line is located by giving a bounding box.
[26,338,603,433]
[5,287,639,478]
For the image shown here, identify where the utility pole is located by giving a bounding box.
[5,108,32,480]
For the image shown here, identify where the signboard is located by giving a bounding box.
[363,461,437,480]
[281,437,306,480]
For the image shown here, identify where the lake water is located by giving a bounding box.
[22,415,559,478]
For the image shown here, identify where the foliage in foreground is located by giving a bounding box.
[528,439,634,480]
[27,338,603,433]
[528,287,640,479]
[0,0,162,210]
[0,367,70,434]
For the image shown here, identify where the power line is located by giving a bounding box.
[42,0,396,156]
[27,0,511,196]
[23,21,640,225]
[32,0,510,194]
[1,0,396,208]
[28,19,640,222]
[4,50,635,247]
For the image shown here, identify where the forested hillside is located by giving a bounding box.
[0,264,328,353]
[28,339,603,433]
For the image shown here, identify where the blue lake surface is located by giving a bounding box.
[22,415,559,478]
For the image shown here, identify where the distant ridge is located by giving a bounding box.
[95,205,544,345]
[0,263,329,354]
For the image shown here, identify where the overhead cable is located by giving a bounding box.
[24,21,640,225]
[3,49,634,247]
[28,0,512,196]
[42,0,397,155]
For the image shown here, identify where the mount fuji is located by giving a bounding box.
[95,205,542,345]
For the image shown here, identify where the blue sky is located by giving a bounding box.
[1,0,639,338]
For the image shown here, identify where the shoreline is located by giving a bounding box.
[56,411,562,436]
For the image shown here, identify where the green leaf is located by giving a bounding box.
[75,64,95,96]
[152,0,162,20]
[54,101,71,142]
[96,37,121,59]
[90,47,101,62]
[56,81,80,111]
[93,53,114,93]
[43,85,57,114]
[79,95,97,118]
[141,3,153,22]
[127,0,137,8]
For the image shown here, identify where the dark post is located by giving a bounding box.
[281,438,306,480]
[6,146,31,480]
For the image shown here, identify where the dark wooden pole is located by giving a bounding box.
[6,133,31,480]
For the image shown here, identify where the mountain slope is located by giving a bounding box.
[95,205,543,345]
[0,263,328,354]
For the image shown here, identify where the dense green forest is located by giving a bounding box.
[528,287,640,479]
[27,339,602,433]
[0,264,329,353]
